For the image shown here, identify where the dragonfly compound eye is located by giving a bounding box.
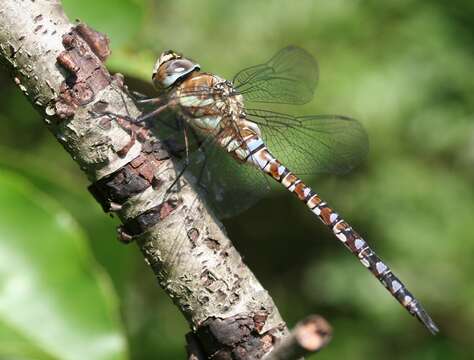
[152,51,200,90]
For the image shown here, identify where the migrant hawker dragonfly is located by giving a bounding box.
[129,46,438,334]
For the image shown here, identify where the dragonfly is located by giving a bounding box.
[124,46,438,334]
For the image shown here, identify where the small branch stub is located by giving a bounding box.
[264,316,332,360]
[186,332,207,360]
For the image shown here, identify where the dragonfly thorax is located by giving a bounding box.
[171,72,248,133]
[164,70,263,163]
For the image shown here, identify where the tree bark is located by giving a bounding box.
[0,0,294,359]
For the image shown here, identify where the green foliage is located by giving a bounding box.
[0,171,127,360]
[1,0,473,359]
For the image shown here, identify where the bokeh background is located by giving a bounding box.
[1,0,473,359]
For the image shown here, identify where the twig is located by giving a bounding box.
[0,1,292,357]
[264,316,332,360]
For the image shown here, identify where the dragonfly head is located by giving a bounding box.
[152,50,200,91]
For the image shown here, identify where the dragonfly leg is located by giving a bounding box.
[165,126,194,193]
[132,104,169,123]
[128,89,149,100]
[195,152,210,192]
[110,83,164,116]
[194,130,227,192]
[134,97,163,106]
[121,85,160,105]
[189,126,203,149]
[183,125,190,162]
[88,109,135,123]
[88,102,168,126]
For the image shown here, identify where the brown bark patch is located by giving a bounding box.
[55,24,111,120]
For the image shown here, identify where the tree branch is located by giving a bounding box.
[0,1,333,358]
[264,316,332,360]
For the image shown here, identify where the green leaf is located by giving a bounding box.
[0,320,57,360]
[0,169,128,360]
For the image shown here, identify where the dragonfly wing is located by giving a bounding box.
[233,46,319,105]
[246,109,369,176]
[185,134,271,219]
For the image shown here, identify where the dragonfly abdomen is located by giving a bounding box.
[247,139,439,334]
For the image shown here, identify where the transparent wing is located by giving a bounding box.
[154,118,272,219]
[184,131,271,219]
[233,46,319,104]
[246,109,369,176]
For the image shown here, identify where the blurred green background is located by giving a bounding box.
[1,0,473,359]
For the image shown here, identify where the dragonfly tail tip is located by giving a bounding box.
[425,319,440,335]
[414,303,439,335]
